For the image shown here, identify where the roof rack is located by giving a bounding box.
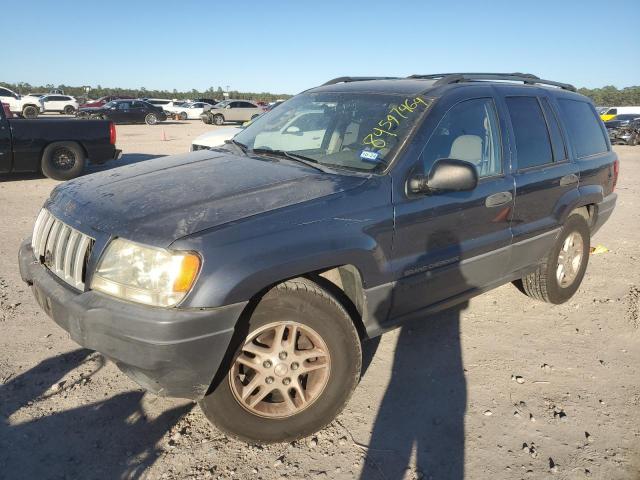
[407,73,576,92]
[322,76,400,86]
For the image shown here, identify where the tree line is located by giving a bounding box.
[1,82,292,103]
[3,81,640,107]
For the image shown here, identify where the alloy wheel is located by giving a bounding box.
[556,231,584,287]
[229,321,331,418]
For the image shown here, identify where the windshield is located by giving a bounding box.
[234,92,432,172]
[103,101,116,109]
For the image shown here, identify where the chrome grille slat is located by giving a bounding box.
[30,209,94,290]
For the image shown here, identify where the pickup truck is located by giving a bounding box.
[0,105,121,180]
[19,73,617,443]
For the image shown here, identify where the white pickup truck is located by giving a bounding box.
[0,86,42,118]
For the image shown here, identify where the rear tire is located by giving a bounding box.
[179,112,188,120]
[213,114,224,125]
[516,214,590,304]
[41,142,86,180]
[22,105,38,118]
[64,105,76,115]
[199,278,362,443]
[145,113,158,125]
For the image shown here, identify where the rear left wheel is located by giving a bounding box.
[41,142,86,180]
[64,105,76,115]
[199,278,362,443]
[516,214,590,304]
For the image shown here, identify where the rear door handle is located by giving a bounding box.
[485,191,513,208]
[560,173,579,186]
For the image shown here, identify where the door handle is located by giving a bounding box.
[560,173,579,186]
[485,191,513,208]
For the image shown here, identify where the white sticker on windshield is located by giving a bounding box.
[360,150,380,162]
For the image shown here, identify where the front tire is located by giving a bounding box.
[199,278,362,443]
[516,214,590,304]
[145,113,158,125]
[179,112,188,120]
[213,114,224,125]
[22,105,38,118]
[41,142,86,180]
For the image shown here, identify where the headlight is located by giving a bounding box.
[91,238,201,307]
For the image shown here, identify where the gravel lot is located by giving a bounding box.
[0,120,638,480]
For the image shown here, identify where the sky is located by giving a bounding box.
[4,0,639,94]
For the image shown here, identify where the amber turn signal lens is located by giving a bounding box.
[173,254,201,292]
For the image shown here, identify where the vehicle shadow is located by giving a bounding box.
[359,231,468,480]
[0,349,192,480]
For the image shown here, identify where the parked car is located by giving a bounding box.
[600,106,640,122]
[79,99,167,125]
[39,94,79,115]
[200,100,264,125]
[194,98,220,105]
[143,98,174,108]
[191,126,244,151]
[608,118,640,146]
[167,101,215,120]
[19,73,618,444]
[79,95,134,109]
[0,86,42,118]
[2,102,13,118]
[603,114,640,130]
[0,100,120,180]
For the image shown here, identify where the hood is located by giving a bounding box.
[46,150,367,247]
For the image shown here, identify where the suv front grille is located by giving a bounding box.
[31,209,94,290]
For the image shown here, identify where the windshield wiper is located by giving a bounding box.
[224,139,248,155]
[250,148,330,173]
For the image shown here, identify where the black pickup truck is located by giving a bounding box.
[0,106,120,180]
[19,73,617,443]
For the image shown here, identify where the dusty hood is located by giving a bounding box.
[46,150,366,247]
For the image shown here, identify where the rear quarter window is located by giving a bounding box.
[557,99,608,158]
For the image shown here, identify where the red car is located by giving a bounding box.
[79,95,133,109]
[2,102,12,118]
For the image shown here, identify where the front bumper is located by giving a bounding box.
[19,240,247,400]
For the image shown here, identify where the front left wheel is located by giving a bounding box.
[145,113,158,125]
[199,278,362,443]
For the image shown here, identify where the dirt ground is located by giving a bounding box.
[0,119,638,480]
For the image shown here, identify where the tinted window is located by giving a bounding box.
[241,102,256,108]
[421,98,502,178]
[506,97,553,169]
[557,99,608,158]
[540,98,567,162]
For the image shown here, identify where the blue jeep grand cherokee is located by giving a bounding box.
[19,73,618,443]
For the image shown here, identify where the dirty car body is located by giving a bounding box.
[19,74,618,403]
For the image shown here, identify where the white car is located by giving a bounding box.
[167,101,214,120]
[39,94,79,115]
[190,126,243,151]
[0,86,42,118]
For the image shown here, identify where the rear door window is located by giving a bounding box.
[557,99,608,158]
[506,96,553,170]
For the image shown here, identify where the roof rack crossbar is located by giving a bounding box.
[408,73,576,92]
[322,76,400,86]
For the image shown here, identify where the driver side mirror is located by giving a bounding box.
[408,158,478,195]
